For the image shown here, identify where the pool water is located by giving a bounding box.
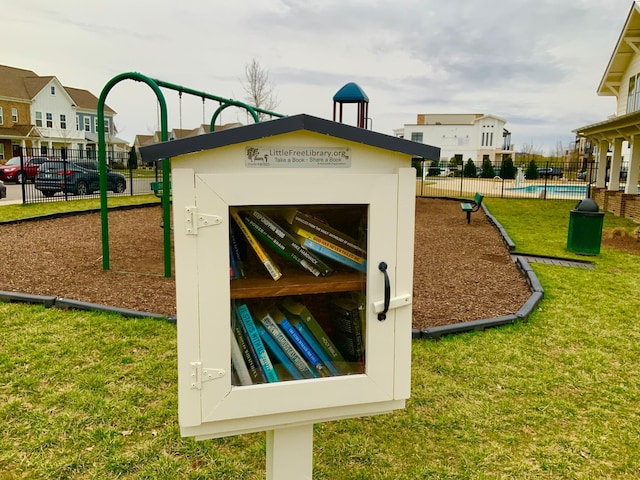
[507,184,587,197]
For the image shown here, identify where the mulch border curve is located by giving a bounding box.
[412,200,544,340]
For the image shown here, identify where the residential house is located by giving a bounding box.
[0,64,126,162]
[132,122,243,163]
[574,1,640,221]
[393,113,513,167]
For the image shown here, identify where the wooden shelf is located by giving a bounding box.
[231,271,365,299]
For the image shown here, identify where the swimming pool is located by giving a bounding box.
[506,184,587,198]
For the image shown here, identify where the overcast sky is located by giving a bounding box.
[2,0,635,154]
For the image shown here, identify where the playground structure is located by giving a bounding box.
[97,72,285,277]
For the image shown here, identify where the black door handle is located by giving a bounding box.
[378,262,390,321]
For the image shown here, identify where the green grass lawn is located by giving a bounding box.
[1,199,639,478]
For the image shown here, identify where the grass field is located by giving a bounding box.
[1,199,639,478]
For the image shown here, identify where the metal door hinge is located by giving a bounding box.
[190,361,226,389]
[185,207,222,235]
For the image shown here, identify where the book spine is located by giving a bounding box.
[288,210,366,257]
[233,314,266,383]
[278,317,328,376]
[236,304,279,382]
[257,326,305,381]
[277,297,349,368]
[331,301,365,362]
[230,208,282,281]
[259,309,317,378]
[230,330,253,385]
[295,227,366,264]
[247,210,334,277]
[242,214,322,277]
[292,321,340,376]
[229,222,246,279]
[301,237,367,273]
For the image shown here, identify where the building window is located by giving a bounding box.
[0,107,3,125]
[104,119,110,134]
[78,144,84,158]
[35,111,43,127]
[489,132,493,147]
[50,86,56,95]
[84,117,91,132]
[60,114,67,129]
[94,118,99,133]
[46,112,53,128]
[411,132,423,143]
[11,108,18,123]
[0,143,4,160]
[627,74,640,113]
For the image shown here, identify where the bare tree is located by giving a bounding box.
[242,58,279,120]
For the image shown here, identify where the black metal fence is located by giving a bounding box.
[413,159,630,201]
[4,147,165,204]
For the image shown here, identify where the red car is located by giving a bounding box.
[0,156,48,183]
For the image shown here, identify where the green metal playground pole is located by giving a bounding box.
[98,72,285,278]
[98,72,169,276]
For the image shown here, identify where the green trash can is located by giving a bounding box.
[567,198,604,255]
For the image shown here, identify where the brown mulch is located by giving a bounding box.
[7,198,635,329]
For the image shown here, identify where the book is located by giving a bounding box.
[284,209,366,258]
[269,306,330,377]
[292,321,341,376]
[230,207,282,281]
[253,305,317,379]
[278,296,349,372]
[299,236,367,273]
[235,303,279,382]
[229,221,246,279]
[295,227,366,264]
[230,329,253,385]
[232,308,266,384]
[242,209,333,277]
[330,296,365,364]
[241,213,323,277]
[257,325,305,381]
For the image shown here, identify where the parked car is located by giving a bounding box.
[0,180,6,199]
[35,160,127,197]
[577,169,628,181]
[537,167,563,179]
[0,156,49,183]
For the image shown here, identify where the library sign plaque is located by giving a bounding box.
[245,146,351,168]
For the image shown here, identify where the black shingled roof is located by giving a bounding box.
[139,114,440,162]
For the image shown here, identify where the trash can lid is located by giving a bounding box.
[573,198,599,212]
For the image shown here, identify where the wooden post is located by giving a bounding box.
[266,424,314,480]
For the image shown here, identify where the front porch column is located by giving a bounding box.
[609,138,624,191]
[595,139,608,188]
[627,134,640,195]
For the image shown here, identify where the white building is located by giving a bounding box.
[574,0,640,220]
[393,113,513,166]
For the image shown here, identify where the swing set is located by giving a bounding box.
[97,72,284,278]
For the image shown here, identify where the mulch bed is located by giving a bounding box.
[0,198,592,329]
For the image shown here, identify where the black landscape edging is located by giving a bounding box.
[0,289,174,323]
[413,202,544,340]
[0,290,57,307]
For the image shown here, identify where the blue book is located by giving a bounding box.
[258,326,305,381]
[292,321,340,376]
[301,238,367,273]
[271,308,329,377]
[235,303,278,382]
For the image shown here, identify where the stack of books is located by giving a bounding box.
[229,207,367,280]
[230,297,360,386]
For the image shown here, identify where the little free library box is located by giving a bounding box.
[140,114,439,470]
